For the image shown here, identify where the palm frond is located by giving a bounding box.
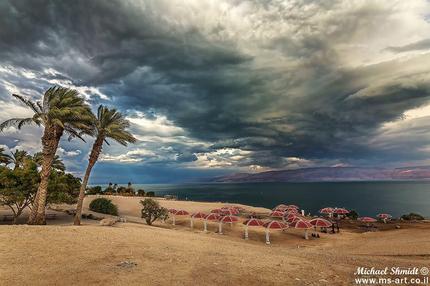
[0,118,35,131]
[12,94,41,114]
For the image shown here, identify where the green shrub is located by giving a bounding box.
[146,191,155,197]
[89,198,118,216]
[140,198,168,225]
[87,186,102,195]
[346,210,359,220]
[137,189,145,196]
[401,213,424,221]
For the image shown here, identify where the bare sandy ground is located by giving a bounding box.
[1,196,429,285]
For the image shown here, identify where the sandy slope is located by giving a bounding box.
[1,196,430,285]
[1,222,429,286]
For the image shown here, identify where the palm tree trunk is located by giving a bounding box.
[28,125,62,225]
[74,135,104,225]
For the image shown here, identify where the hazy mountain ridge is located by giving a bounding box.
[209,166,430,182]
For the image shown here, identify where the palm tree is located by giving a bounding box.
[10,150,30,169]
[33,152,65,172]
[0,147,12,165]
[0,86,94,224]
[74,105,136,225]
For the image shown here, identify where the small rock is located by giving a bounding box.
[117,261,137,268]
[319,279,328,283]
[395,225,401,229]
[100,218,117,226]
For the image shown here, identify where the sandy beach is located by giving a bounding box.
[1,196,429,285]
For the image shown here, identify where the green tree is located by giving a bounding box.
[0,147,12,165]
[0,87,93,224]
[140,198,168,225]
[74,105,136,225]
[0,161,39,224]
[47,170,81,204]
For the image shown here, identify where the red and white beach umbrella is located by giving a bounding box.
[220,215,239,223]
[288,215,305,225]
[168,209,178,214]
[218,215,239,234]
[285,208,299,215]
[285,213,300,223]
[171,209,189,225]
[190,212,207,228]
[320,207,334,214]
[286,205,299,209]
[211,208,223,214]
[320,207,335,218]
[309,218,332,228]
[377,213,392,219]
[292,219,313,239]
[221,208,239,216]
[359,217,377,223]
[203,213,220,232]
[269,210,285,218]
[377,213,392,223]
[243,218,264,240]
[334,208,349,214]
[263,220,288,244]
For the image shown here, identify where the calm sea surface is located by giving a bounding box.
[98,181,430,218]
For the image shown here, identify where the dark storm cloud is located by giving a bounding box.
[2,0,430,174]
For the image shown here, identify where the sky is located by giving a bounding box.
[1,0,430,183]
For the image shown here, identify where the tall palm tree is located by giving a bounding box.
[0,86,94,224]
[33,152,65,172]
[74,105,136,225]
[0,147,12,165]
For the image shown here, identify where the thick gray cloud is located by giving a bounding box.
[2,0,430,181]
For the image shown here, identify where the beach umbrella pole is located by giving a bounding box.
[219,222,223,234]
[204,220,208,232]
[304,229,309,240]
[265,229,270,245]
[190,217,194,229]
[172,215,176,226]
[244,226,249,240]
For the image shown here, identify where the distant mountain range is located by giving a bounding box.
[208,166,430,183]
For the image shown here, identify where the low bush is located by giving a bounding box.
[89,198,118,216]
[346,210,359,220]
[137,189,145,196]
[146,191,155,197]
[401,213,424,221]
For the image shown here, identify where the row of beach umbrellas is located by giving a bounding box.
[168,204,334,244]
[166,204,393,244]
[319,206,393,222]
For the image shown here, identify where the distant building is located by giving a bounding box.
[164,195,177,200]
